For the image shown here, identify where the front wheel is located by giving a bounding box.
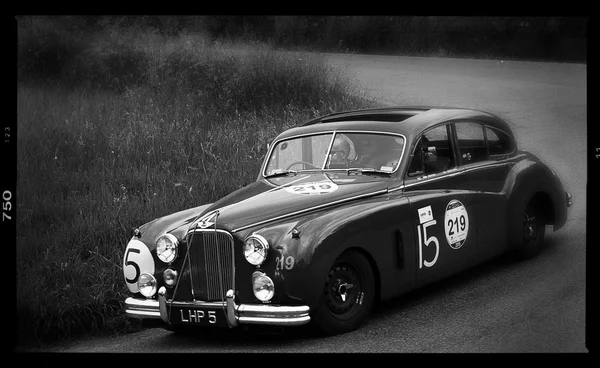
[313,251,375,335]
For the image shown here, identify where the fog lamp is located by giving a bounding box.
[138,273,157,298]
[252,271,274,302]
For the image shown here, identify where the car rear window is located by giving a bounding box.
[486,127,514,156]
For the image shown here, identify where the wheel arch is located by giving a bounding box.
[506,185,555,250]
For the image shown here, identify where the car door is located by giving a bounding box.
[453,121,513,259]
[402,123,477,285]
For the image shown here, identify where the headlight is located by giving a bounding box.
[252,271,274,302]
[163,268,177,287]
[138,273,157,298]
[244,234,269,266]
[156,234,179,263]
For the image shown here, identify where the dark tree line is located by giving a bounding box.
[18,15,587,62]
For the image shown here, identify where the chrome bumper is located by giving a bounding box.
[566,191,573,208]
[125,297,162,319]
[125,287,311,327]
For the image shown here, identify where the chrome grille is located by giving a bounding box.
[187,229,234,301]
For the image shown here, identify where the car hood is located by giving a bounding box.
[154,172,391,239]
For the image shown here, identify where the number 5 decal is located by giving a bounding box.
[124,248,141,284]
[418,220,439,269]
[123,239,155,293]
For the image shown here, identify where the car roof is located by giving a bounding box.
[274,106,514,141]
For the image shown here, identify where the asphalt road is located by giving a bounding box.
[35,54,588,353]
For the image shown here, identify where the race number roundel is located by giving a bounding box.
[285,181,338,195]
[444,199,469,249]
[123,239,155,293]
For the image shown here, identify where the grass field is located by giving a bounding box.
[16,23,377,345]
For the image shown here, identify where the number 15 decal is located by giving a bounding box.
[417,219,439,269]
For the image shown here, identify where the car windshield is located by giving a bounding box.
[264,132,405,176]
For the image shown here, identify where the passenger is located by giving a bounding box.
[360,136,402,170]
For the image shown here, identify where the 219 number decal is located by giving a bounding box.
[447,215,466,235]
[444,200,469,249]
[286,181,338,195]
[276,255,295,271]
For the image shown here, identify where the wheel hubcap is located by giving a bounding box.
[336,281,354,302]
[324,265,363,315]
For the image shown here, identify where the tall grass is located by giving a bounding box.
[17,21,376,345]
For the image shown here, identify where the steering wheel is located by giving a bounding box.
[286,161,317,170]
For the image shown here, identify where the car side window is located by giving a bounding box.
[407,124,454,177]
[486,126,514,156]
[455,122,488,164]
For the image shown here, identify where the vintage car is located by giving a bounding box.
[123,106,572,335]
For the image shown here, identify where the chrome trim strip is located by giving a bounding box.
[321,132,337,169]
[125,297,161,319]
[404,169,461,188]
[158,287,169,323]
[238,316,311,326]
[231,188,388,233]
[237,304,311,315]
[163,300,227,308]
[388,185,405,193]
[403,161,511,189]
[461,161,510,174]
[126,310,161,318]
[226,289,239,327]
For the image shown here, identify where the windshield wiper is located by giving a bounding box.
[346,168,393,176]
[264,169,299,178]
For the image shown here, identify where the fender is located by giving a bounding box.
[268,194,415,309]
[503,155,567,248]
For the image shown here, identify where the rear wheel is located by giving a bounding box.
[313,251,375,335]
[514,200,546,259]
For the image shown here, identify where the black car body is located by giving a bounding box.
[123,106,572,334]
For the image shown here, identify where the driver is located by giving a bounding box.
[328,135,351,168]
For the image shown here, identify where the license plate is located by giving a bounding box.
[171,306,227,327]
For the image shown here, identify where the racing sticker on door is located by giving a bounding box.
[285,181,338,195]
[444,199,469,249]
[417,205,439,269]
